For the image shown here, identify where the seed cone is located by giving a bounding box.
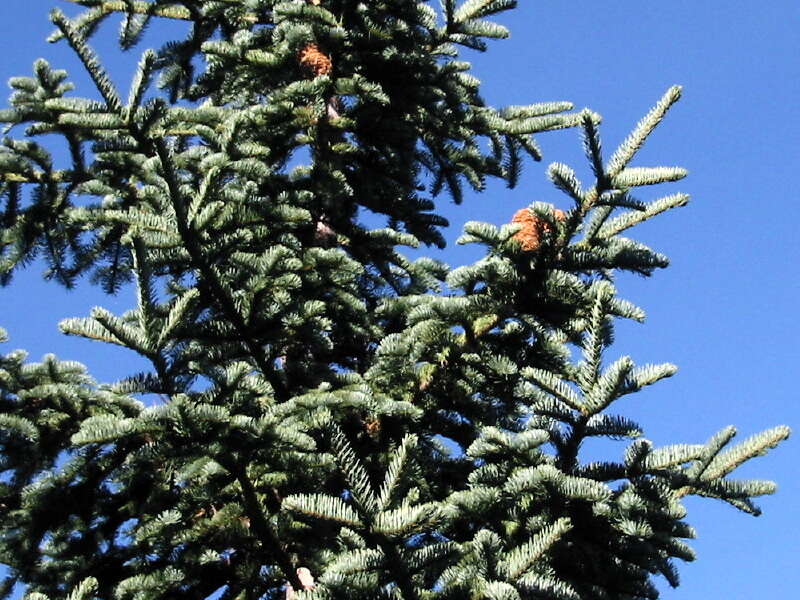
[511,207,567,251]
[298,43,333,77]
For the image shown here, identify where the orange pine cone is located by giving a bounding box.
[298,43,333,77]
[364,418,382,437]
[511,207,566,252]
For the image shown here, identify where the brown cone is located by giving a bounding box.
[298,43,333,77]
[511,207,566,251]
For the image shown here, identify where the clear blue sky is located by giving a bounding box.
[0,1,797,598]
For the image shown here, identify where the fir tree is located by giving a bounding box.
[0,1,789,599]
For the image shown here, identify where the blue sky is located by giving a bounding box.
[0,1,798,598]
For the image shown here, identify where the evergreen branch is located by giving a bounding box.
[500,517,572,580]
[372,542,422,600]
[454,0,518,23]
[554,91,685,256]
[227,461,305,592]
[701,426,790,482]
[577,284,612,393]
[326,426,424,600]
[584,356,635,415]
[675,426,738,498]
[127,50,158,112]
[377,435,416,511]
[130,237,177,394]
[155,288,199,348]
[581,205,614,242]
[329,425,379,517]
[67,577,99,600]
[597,193,689,239]
[641,443,705,471]
[547,162,584,206]
[521,367,583,412]
[581,109,605,181]
[151,138,289,402]
[50,9,123,112]
[61,0,195,22]
[372,503,441,538]
[684,426,738,480]
[0,170,83,184]
[606,85,683,178]
[613,166,687,188]
[283,494,363,528]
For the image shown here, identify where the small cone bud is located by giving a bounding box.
[286,567,315,599]
[315,220,336,246]
[326,99,340,120]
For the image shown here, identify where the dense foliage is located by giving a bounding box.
[0,1,788,599]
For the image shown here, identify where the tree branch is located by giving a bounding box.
[62,0,263,23]
[151,138,290,403]
[231,463,304,591]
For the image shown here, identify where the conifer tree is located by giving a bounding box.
[0,1,789,599]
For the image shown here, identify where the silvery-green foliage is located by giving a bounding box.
[0,2,788,599]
